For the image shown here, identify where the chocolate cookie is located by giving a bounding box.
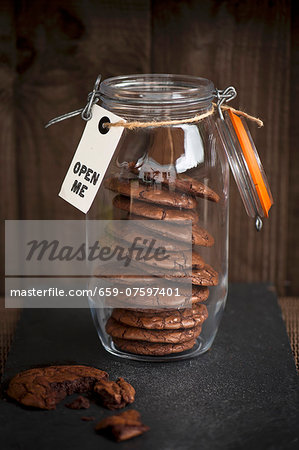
[191,223,215,246]
[128,159,219,201]
[93,377,135,410]
[113,337,197,356]
[96,262,217,287]
[112,304,208,330]
[7,365,108,410]
[128,285,209,309]
[165,174,220,202]
[92,279,209,308]
[126,248,205,275]
[113,195,199,222]
[106,317,202,343]
[190,265,219,286]
[95,409,149,442]
[129,217,215,247]
[156,264,219,286]
[105,176,197,209]
[106,220,190,253]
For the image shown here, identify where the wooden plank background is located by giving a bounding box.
[0,0,297,295]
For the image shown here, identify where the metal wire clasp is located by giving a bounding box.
[45,75,102,128]
[215,86,237,120]
[81,75,101,121]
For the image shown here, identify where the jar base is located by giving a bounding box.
[99,335,213,363]
[90,301,218,362]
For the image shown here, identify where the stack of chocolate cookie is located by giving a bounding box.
[103,171,219,356]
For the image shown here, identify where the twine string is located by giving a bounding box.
[104,103,263,130]
[216,103,264,128]
[106,105,216,130]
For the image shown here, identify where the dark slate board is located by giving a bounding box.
[0,284,298,450]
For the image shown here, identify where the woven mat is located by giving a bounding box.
[0,297,298,377]
[278,297,299,371]
[0,299,20,377]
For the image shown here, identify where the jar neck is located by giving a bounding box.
[99,74,215,121]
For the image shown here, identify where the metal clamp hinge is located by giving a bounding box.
[45,75,102,128]
[215,86,237,120]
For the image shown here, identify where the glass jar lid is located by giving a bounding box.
[217,108,273,229]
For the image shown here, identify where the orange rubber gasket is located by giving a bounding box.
[228,109,273,217]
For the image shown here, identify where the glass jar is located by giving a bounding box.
[87,74,230,362]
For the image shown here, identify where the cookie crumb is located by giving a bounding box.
[81,416,95,422]
[95,409,149,442]
[65,395,90,410]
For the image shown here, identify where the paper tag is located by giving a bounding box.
[59,105,125,213]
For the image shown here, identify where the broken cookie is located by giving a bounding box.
[93,377,135,410]
[95,409,149,442]
[6,365,108,410]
